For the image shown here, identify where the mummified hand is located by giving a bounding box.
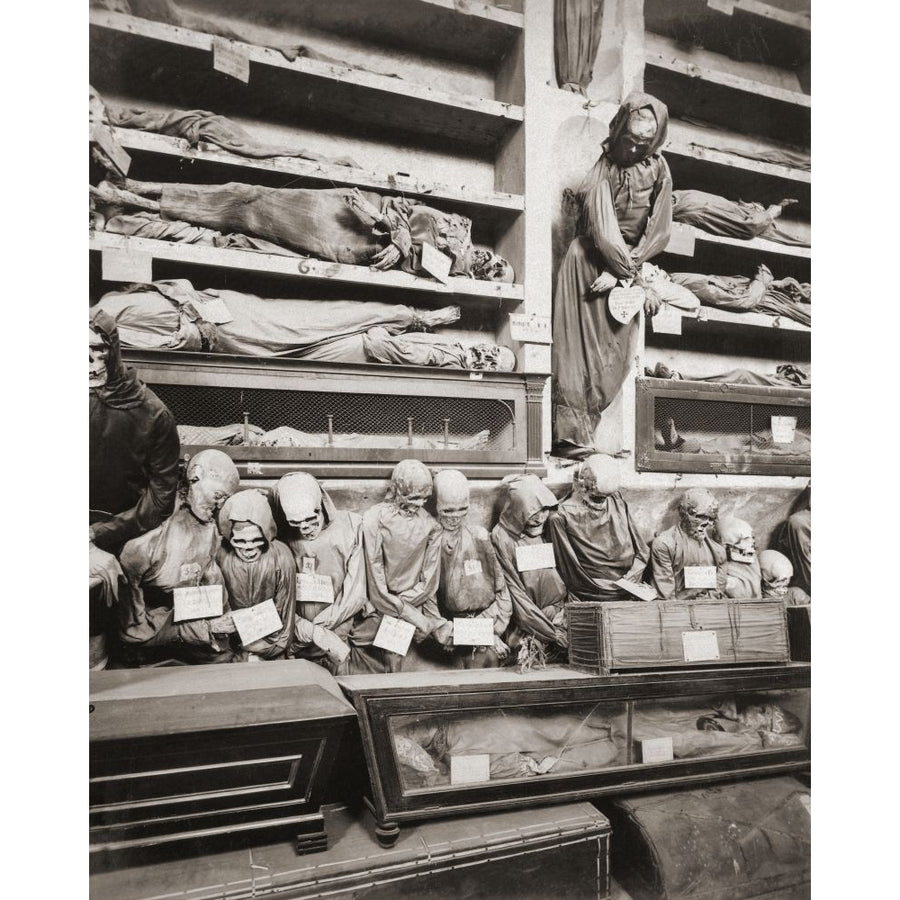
[642,284,662,317]
[493,635,510,659]
[370,242,402,271]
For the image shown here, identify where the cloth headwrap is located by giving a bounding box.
[603,91,669,161]
[89,308,147,409]
[273,471,337,525]
[577,454,620,498]
[384,459,432,502]
[186,449,240,495]
[218,489,276,542]
[759,549,793,582]
[434,469,469,506]
[498,474,559,537]
[716,517,752,546]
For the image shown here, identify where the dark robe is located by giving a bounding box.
[548,492,650,601]
[552,93,672,453]
[782,508,811,594]
[649,523,728,601]
[89,309,180,554]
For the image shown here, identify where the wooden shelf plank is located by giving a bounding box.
[663,137,810,185]
[112,128,525,214]
[653,303,810,335]
[726,0,810,33]
[89,232,525,303]
[665,223,810,260]
[413,0,523,29]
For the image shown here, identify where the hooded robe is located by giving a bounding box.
[490,475,572,654]
[89,308,180,554]
[217,491,295,660]
[649,523,728,601]
[548,491,650,602]
[552,93,672,453]
[782,508,811,595]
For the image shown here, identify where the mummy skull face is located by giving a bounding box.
[471,248,515,283]
[89,327,109,388]
[465,343,517,372]
[389,459,433,517]
[577,454,621,515]
[186,450,240,523]
[230,522,265,563]
[610,108,658,167]
[716,517,756,563]
[524,508,550,537]
[275,472,326,540]
[759,550,793,597]
[434,469,470,532]
[679,488,719,541]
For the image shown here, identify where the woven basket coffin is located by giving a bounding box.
[567,598,790,674]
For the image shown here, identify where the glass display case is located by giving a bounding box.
[338,663,810,847]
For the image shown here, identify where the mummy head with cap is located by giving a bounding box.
[434,469,470,532]
[274,472,325,540]
[577,454,621,515]
[185,450,240,523]
[386,459,433,517]
[759,549,794,597]
[679,488,719,541]
[218,489,276,563]
[716,516,756,563]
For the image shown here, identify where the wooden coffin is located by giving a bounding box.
[89,660,357,870]
[568,598,791,675]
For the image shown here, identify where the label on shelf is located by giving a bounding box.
[615,579,658,602]
[453,617,494,647]
[515,543,556,572]
[173,585,223,622]
[640,737,675,764]
[608,286,645,324]
[509,313,552,344]
[420,241,453,284]
[373,615,416,656]
[232,599,283,646]
[652,304,683,335]
[91,123,131,176]
[450,754,491,785]
[684,565,717,589]
[771,415,797,444]
[297,573,335,605]
[682,630,721,662]
[213,37,250,83]
[665,223,697,257]
[102,247,152,283]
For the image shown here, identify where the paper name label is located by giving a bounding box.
[615,578,658,602]
[652,304,683,335]
[509,313,553,344]
[301,557,316,574]
[607,286,645,324]
[297,573,334,605]
[682,629,721,662]
[515,543,556,572]
[212,37,250,83]
[191,293,233,325]
[420,241,452,284]
[91,123,131,175]
[771,415,797,444]
[231,599,283,646]
[173,584,223,622]
[450,754,491,785]
[452,617,494,647]
[102,248,153,283]
[684,565,717,589]
[640,737,674,764]
[463,559,483,577]
[373,615,416,656]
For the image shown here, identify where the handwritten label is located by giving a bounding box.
[450,754,491,785]
[173,585,223,622]
[420,241,452,284]
[463,559,483,577]
[665,222,696,256]
[452,617,494,647]
[91,123,131,175]
[301,557,316,574]
[232,599,283,646]
[191,293,233,325]
[515,543,556,572]
[682,629,721,662]
[212,37,250,83]
[102,247,153,283]
[468,372,483,380]
[246,462,263,476]
[615,579,658,602]
[509,313,552,344]
[297,573,334,605]
[771,416,797,444]
[373,615,416,656]
[684,565,717,589]
[652,304,683,335]
[640,737,674,764]
[608,286,645,324]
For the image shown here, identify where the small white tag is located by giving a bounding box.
[102,248,153,283]
[173,584,223,622]
[297,572,334,605]
[652,304,683,335]
[420,241,453,283]
[231,599,283,646]
[246,462,264,476]
[463,559,483,577]
[91,123,131,176]
[179,563,201,585]
[515,543,556,572]
[771,416,797,444]
[212,36,250,83]
[301,557,316,574]
[640,737,674,763]
[608,286,645,324]
[468,372,483,380]
[191,293,233,325]
[615,578,658,602]
[665,222,697,256]
[452,617,494,646]
[682,629,721,662]
[373,615,416,656]
[509,313,553,344]
[450,754,491,785]
[684,565,717,589]
[798,794,811,816]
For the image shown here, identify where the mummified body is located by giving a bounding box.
[716,516,761,600]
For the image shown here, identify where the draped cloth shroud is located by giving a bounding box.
[722,557,762,599]
[552,92,673,451]
[649,523,728,601]
[783,508,811,594]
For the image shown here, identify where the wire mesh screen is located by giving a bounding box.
[150,383,516,451]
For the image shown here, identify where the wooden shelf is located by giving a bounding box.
[89,232,525,304]
[111,128,525,217]
[665,222,810,260]
[90,12,523,150]
[651,303,810,337]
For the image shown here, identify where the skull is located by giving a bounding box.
[434,469,470,532]
[759,550,793,597]
[471,247,515,283]
[275,472,325,540]
[679,488,719,541]
[89,327,109,388]
[610,107,658,167]
[716,517,756,563]
[388,459,433,518]
[230,522,265,563]
[185,450,240,523]
[523,508,550,537]
[577,454,621,515]
[465,343,517,372]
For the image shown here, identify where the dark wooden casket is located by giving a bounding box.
[89,660,357,870]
